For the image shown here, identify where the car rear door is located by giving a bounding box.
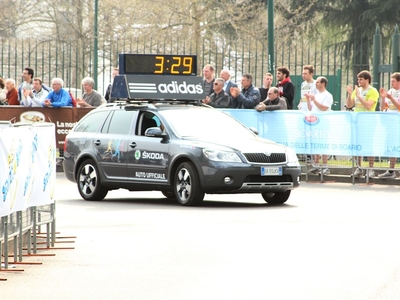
[93,109,137,180]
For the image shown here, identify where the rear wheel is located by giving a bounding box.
[262,190,291,205]
[174,162,204,206]
[77,159,108,201]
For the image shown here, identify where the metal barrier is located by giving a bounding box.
[0,122,58,277]
[0,204,55,271]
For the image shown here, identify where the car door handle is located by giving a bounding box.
[129,142,137,148]
[94,140,101,146]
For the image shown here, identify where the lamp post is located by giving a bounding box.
[267,0,275,85]
[94,0,98,90]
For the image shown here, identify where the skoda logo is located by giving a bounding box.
[134,150,141,160]
[264,152,271,157]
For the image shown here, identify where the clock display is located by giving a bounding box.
[121,54,197,76]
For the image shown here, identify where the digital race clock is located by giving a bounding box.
[120,54,197,76]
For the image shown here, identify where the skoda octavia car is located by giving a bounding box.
[63,103,301,206]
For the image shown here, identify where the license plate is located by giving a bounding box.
[261,166,282,176]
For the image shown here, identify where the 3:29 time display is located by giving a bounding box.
[122,54,197,76]
[154,56,193,75]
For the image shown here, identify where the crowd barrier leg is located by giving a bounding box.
[0,217,4,280]
[2,215,8,269]
[17,211,23,262]
[32,207,37,254]
[51,203,56,247]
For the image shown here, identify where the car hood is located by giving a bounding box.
[182,135,288,153]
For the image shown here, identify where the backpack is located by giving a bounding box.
[69,91,77,107]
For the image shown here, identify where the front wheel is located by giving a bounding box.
[262,190,291,205]
[161,191,176,199]
[77,159,108,201]
[174,162,204,206]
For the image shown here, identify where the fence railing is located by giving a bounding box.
[0,123,57,277]
[1,204,56,273]
[0,33,396,109]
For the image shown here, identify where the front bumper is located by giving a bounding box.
[199,162,301,194]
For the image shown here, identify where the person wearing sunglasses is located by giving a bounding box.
[202,78,229,108]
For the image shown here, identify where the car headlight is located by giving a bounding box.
[203,149,241,162]
[286,147,300,167]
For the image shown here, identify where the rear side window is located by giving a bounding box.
[74,111,109,132]
[104,110,136,135]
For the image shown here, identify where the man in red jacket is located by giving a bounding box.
[276,66,295,109]
[5,78,19,105]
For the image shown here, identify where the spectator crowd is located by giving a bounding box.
[0,67,111,108]
[200,63,400,179]
[1,64,400,179]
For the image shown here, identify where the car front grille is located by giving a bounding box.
[243,152,286,164]
[244,174,292,182]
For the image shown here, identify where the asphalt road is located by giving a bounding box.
[2,174,400,300]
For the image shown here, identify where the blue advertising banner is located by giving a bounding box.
[221,110,400,157]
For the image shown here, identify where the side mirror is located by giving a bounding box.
[145,127,164,137]
[248,127,259,135]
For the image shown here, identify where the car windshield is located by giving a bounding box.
[159,108,255,140]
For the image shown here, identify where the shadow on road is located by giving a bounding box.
[62,196,297,210]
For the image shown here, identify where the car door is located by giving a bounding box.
[93,109,137,180]
[126,112,170,184]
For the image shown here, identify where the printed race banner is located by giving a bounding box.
[222,110,400,157]
[0,106,94,149]
[0,124,56,217]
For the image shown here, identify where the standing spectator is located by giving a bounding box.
[5,79,18,105]
[18,67,34,103]
[259,73,274,101]
[219,69,237,107]
[202,64,215,96]
[276,66,295,109]
[0,78,6,105]
[298,65,317,111]
[21,78,49,107]
[104,67,119,103]
[346,70,379,178]
[18,67,50,103]
[378,72,400,179]
[298,65,318,164]
[255,87,287,111]
[43,78,73,108]
[230,73,261,109]
[306,76,334,175]
[76,77,104,107]
[202,78,230,108]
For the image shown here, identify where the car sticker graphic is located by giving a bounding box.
[103,139,123,162]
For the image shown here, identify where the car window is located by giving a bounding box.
[159,108,253,140]
[74,111,109,132]
[105,110,136,135]
[137,112,162,136]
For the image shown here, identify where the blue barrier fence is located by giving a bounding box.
[222,110,400,158]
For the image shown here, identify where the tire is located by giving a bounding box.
[162,191,176,199]
[174,162,204,206]
[76,159,108,201]
[262,190,291,205]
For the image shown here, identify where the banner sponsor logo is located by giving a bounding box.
[303,115,320,126]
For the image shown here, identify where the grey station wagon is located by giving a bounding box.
[63,102,301,206]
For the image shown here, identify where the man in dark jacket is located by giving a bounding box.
[255,87,287,111]
[276,66,295,109]
[202,78,229,108]
[230,73,261,109]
